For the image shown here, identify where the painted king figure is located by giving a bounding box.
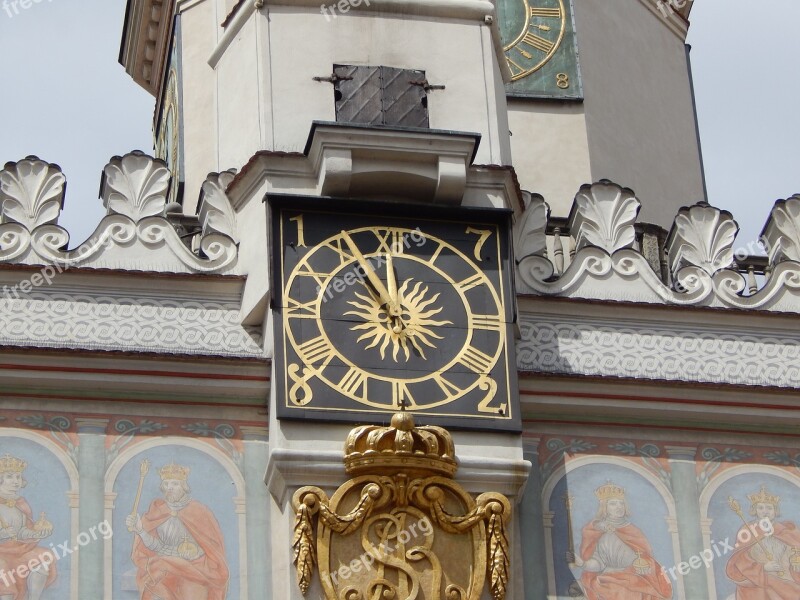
[569,482,672,600]
[126,463,229,600]
[0,454,57,600]
[726,485,800,599]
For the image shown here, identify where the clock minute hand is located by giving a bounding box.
[385,253,405,334]
[340,231,396,312]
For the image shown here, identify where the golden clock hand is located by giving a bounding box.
[339,231,396,313]
[385,253,404,334]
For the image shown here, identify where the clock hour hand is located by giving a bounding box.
[339,231,398,316]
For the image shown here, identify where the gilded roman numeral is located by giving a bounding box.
[375,229,405,255]
[458,346,495,374]
[339,367,368,399]
[433,373,462,398]
[530,6,561,17]
[458,274,485,292]
[297,336,334,364]
[522,32,555,54]
[285,298,317,317]
[295,262,327,287]
[506,56,525,76]
[325,237,355,266]
[473,314,504,332]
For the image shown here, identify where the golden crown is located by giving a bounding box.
[0,454,27,474]
[159,463,190,481]
[344,411,458,478]
[748,485,780,507]
[595,482,626,501]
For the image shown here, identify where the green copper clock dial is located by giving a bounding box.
[498,0,582,99]
[270,196,520,432]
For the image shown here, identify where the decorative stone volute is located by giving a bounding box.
[567,180,641,253]
[0,156,65,229]
[101,150,170,221]
[344,411,457,478]
[761,195,800,265]
[197,170,239,242]
[666,202,738,278]
[513,191,549,260]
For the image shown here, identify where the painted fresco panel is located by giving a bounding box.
[706,472,800,600]
[548,463,676,599]
[0,435,73,599]
[111,444,241,599]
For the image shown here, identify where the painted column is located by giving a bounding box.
[666,445,708,599]
[520,440,549,599]
[241,425,270,598]
[75,417,109,597]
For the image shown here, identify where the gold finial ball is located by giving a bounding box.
[391,411,415,432]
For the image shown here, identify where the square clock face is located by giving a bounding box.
[269,195,520,432]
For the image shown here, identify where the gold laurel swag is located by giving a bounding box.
[292,483,388,595]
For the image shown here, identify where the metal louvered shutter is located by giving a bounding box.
[334,65,429,128]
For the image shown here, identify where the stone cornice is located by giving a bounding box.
[119,0,175,96]
[267,448,531,506]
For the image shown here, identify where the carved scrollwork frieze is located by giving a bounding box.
[0,151,238,273]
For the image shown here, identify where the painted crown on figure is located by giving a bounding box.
[159,463,190,481]
[595,482,625,501]
[0,454,26,474]
[748,485,780,507]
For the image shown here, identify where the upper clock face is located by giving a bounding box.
[270,196,520,431]
[498,0,582,98]
[503,0,566,81]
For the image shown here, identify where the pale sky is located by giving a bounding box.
[0,0,797,249]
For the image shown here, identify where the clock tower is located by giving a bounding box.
[2,0,799,598]
[113,0,780,598]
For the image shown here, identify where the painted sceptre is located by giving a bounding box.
[565,494,577,567]
[128,459,151,532]
[728,496,784,577]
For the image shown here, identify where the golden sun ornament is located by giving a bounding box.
[345,278,452,362]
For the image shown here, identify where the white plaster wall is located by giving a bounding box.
[216,17,262,174]
[258,9,510,164]
[507,99,592,214]
[179,0,222,213]
[574,0,706,226]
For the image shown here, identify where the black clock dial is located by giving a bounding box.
[270,196,520,432]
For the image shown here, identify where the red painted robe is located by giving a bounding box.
[131,498,229,600]
[726,521,800,600]
[579,520,673,600]
[0,498,57,599]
